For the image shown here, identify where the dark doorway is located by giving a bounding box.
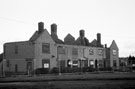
[95,60,98,68]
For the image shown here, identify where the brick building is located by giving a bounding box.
[2,22,119,74]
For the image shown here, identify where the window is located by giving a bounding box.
[113,60,117,67]
[89,60,94,68]
[58,47,66,54]
[15,45,18,54]
[72,48,78,55]
[98,49,103,56]
[113,50,117,55]
[99,60,104,68]
[89,49,94,55]
[42,59,50,68]
[72,60,78,66]
[42,43,50,53]
[60,60,66,67]
[26,61,33,70]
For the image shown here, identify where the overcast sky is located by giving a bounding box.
[0,0,135,57]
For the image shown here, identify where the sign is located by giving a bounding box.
[98,49,103,55]
[68,60,73,65]
[113,49,117,55]
[44,63,49,68]
[90,60,94,65]
[89,49,94,55]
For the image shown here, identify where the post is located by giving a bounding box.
[58,55,61,75]
[2,59,5,77]
[131,60,133,72]
[57,45,63,75]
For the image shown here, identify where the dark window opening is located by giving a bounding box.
[42,43,50,53]
[15,45,18,54]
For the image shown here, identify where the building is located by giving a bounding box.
[2,22,119,75]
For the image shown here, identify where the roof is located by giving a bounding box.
[52,38,64,44]
[75,37,89,46]
[51,32,64,44]
[29,31,41,42]
[64,33,75,45]
[90,39,97,47]
[4,41,29,45]
[65,34,75,39]
[110,40,119,50]
[29,29,64,44]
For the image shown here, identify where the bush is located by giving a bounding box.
[50,67,59,74]
[99,67,113,71]
[35,68,49,74]
[85,67,96,72]
[51,67,81,73]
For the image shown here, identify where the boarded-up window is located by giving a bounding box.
[58,47,66,54]
[99,60,104,68]
[98,49,103,56]
[113,50,117,55]
[89,49,94,55]
[72,48,78,55]
[42,43,50,53]
[60,60,66,67]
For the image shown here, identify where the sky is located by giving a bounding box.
[0,0,135,57]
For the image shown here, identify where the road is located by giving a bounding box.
[0,72,135,89]
[0,80,135,89]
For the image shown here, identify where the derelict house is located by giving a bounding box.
[2,22,119,74]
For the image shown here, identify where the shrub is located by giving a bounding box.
[50,67,59,74]
[35,68,49,74]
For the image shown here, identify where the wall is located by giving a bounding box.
[110,43,119,68]
[57,44,105,68]
[3,41,34,73]
[4,41,34,59]
[34,29,57,69]
[3,59,27,73]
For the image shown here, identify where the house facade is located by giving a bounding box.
[2,22,119,74]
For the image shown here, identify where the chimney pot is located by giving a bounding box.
[97,33,101,45]
[38,22,44,34]
[105,44,107,48]
[80,30,85,37]
[51,23,57,35]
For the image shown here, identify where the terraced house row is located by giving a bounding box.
[2,22,119,74]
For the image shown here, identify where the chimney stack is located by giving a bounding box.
[97,33,101,46]
[80,30,85,38]
[105,44,107,48]
[38,22,44,34]
[51,23,57,35]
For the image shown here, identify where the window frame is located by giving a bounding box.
[42,43,50,54]
[72,48,78,55]
[15,45,18,54]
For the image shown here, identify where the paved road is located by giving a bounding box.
[0,80,135,89]
[0,72,135,89]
